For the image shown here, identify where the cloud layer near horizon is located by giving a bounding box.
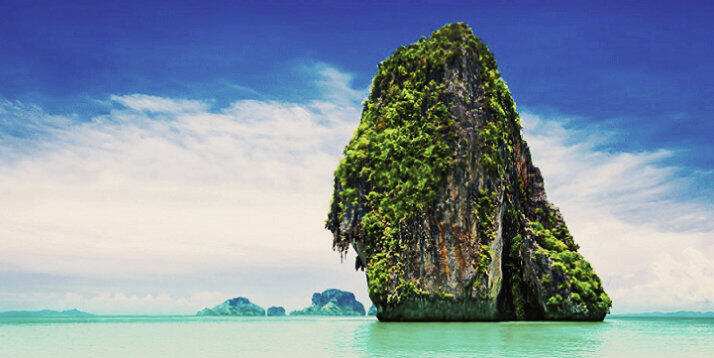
[0,66,710,314]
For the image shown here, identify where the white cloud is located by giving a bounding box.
[522,113,713,313]
[110,94,211,113]
[312,64,366,105]
[0,66,364,279]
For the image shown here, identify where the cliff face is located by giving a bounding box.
[327,23,611,321]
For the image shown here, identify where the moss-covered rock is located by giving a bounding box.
[197,297,265,316]
[290,289,366,316]
[326,23,610,321]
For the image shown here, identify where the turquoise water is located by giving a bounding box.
[0,316,711,357]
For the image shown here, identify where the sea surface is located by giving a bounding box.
[0,315,711,357]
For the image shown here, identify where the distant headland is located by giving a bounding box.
[0,309,93,317]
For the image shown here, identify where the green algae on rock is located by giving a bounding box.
[290,289,366,316]
[326,23,611,321]
[197,297,266,316]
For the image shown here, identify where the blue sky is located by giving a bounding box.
[0,1,712,314]
[3,1,713,169]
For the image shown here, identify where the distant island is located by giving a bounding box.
[290,289,365,316]
[0,309,93,317]
[197,297,265,316]
[612,311,714,318]
[196,290,367,317]
[267,306,286,316]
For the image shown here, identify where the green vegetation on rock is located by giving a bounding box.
[530,221,611,316]
[329,24,470,305]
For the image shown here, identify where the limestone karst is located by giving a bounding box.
[327,23,611,321]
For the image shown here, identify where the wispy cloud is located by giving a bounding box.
[0,99,73,148]
[110,94,212,113]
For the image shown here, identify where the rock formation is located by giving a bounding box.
[290,289,366,316]
[326,23,611,321]
[267,306,286,316]
[196,297,265,316]
[367,305,377,316]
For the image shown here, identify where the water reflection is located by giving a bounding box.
[363,320,611,357]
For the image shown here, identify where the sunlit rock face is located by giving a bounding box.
[327,23,611,321]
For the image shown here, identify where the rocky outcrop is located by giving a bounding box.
[367,305,377,316]
[197,297,265,316]
[327,23,611,321]
[267,306,286,316]
[290,289,366,316]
